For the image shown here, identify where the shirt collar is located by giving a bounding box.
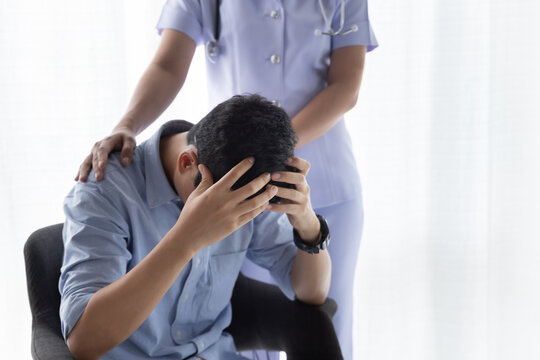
[143,120,194,208]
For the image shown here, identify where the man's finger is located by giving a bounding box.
[237,185,277,215]
[217,157,255,189]
[194,164,214,193]
[270,171,305,187]
[275,186,303,203]
[287,156,310,176]
[237,202,270,228]
[233,172,271,201]
[266,202,303,214]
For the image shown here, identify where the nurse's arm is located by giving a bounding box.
[118,29,195,138]
[76,29,196,182]
[290,45,366,148]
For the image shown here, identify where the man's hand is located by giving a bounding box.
[267,156,320,243]
[269,156,330,304]
[175,157,279,252]
[75,126,137,182]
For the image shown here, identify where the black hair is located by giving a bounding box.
[187,94,297,189]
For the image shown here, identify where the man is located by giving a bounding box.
[59,95,336,359]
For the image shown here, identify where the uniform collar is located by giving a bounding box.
[143,120,194,208]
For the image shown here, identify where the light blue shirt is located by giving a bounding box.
[59,121,298,360]
[157,0,378,209]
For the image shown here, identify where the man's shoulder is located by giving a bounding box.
[68,149,146,203]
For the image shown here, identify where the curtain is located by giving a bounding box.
[1,1,539,359]
[351,1,540,359]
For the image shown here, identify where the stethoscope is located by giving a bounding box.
[205,0,358,63]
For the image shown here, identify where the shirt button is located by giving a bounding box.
[270,54,281,64]
[184,293,189,301]
[200,341,205,349]
[195,258,201,266]
[176,330,182,338]
[271,100,281,107]
[270,10,279,19]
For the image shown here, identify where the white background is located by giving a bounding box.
[1,1,539,359]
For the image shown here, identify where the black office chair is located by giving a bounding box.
[24,224,342,359]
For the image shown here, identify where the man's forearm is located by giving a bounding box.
[66,226,199,359]
[290,248,332,305]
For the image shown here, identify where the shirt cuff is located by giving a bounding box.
[59,292,93,340]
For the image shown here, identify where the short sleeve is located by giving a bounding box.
[331,0,379,52]
[156,0,204,45]
[58,181,131,340]
[246,212,297,300]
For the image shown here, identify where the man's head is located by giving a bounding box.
[187,94,297,190]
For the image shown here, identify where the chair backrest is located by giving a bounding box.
[24,224,75,359]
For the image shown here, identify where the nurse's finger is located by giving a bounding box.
[92,141,110,181]
[119,135,137,167]
[75,153,93,182]
[92,135,121,181]
[287,156,310,176]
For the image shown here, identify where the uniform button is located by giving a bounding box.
[195,258,201,266]
[200,341,205,349]
[176,330,182,337]
[271,100,281,107]
[270,10,279,19]
[270,54,281,64]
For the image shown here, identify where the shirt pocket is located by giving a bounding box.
[207,251,246,314]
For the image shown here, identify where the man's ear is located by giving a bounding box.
[176,149,199,174]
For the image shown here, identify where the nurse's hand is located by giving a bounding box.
[75,126,137,182]
[268,156,321,243]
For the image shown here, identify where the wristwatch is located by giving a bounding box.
[293,214,330,254]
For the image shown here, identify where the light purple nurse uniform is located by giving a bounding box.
[157,1,378,358]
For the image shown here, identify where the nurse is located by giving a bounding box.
[76,1,378,358]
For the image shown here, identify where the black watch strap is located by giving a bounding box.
[293,214,330,254]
